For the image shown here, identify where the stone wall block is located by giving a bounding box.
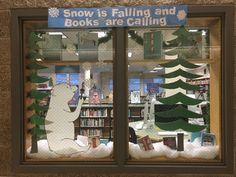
[0,65,11,91]
[0,38,10,65]
[0,11,10,38]
[11,0,36,8]
[0,0,11,9]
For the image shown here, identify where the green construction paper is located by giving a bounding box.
[172,26,190,36]
[28,103,49,111]
[158,92,203,105]
[159,58,200,69]
[159,68,202,79]
[29,73,50,83]
[28,114,45,125]
[155,105,202,118]
[29,32,43,49]
[29,51,43,60]
[28,127,46,136]
[28,63,48,70]
[159,79,200,90]
[28,89,49,100]
[155,119,206,132]
[165,48,199,58]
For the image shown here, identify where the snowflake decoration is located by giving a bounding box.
[177,10,187,21]
[48,8,60,18]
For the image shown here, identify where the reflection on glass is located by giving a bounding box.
[24,29,114,161]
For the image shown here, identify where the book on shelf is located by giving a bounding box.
[80,129,102,137]
[80,118,104,127]
[89,87,101,104]
[80,108,108,117]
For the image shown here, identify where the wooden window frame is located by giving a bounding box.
[11,5,234,174]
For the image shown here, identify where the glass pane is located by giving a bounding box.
[127,17,221,162]
[24,23,114,161]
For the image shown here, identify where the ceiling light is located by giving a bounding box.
[202,30,206,36]
[48,32,63,35]
[36,58,43,62]
[153,65,163,70]
[48,32,67,38]
[128,52,132,58]
[188,29,198,32]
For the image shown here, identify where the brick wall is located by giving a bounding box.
[0,0,235,176]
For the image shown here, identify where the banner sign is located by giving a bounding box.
[48,5,187,28]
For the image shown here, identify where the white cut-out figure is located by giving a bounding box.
[45,84,89,155]
[135,100,158,130]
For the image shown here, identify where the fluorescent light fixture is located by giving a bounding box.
[48,32,67,38]
[48,32,63,35]
[188,29,198,32]
[153,65,163,70]
[36,58,43,62]
[202,30,206,36]
[90,31,107,38]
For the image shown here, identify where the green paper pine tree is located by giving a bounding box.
[155,26,207,132]
[27,32,50,153]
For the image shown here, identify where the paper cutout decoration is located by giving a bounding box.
[158,92,203,105]
[156,119,206,132]
[159,57,200,69]
[159,79,200,90]
[159,68,202,79]
[45,84,89,155]
[155,26,207,132]
[163,26,201,58]
[27,32,50,153]
[155,105,202,118]
[144,31,162,59]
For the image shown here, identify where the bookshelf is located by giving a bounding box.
[128,104,146,122]
[73,104,113,140]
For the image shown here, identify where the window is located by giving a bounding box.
[11,6,234,174]
[56,73,79,85]
[128,78,140,93]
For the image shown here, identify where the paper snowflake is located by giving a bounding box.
[177,10,187,21]
[48,8,60,18]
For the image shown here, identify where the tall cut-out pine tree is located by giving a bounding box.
[27,32,50,153]
[155,26,207,132]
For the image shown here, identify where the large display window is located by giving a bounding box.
[11,6,233,174]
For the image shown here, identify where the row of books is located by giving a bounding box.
[187,79,209,85]
[79,129,103,137]
[128,108,144,117]
[80,118,105,127]
[80,109,108,117]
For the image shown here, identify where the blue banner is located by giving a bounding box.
[48,6,187,28]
